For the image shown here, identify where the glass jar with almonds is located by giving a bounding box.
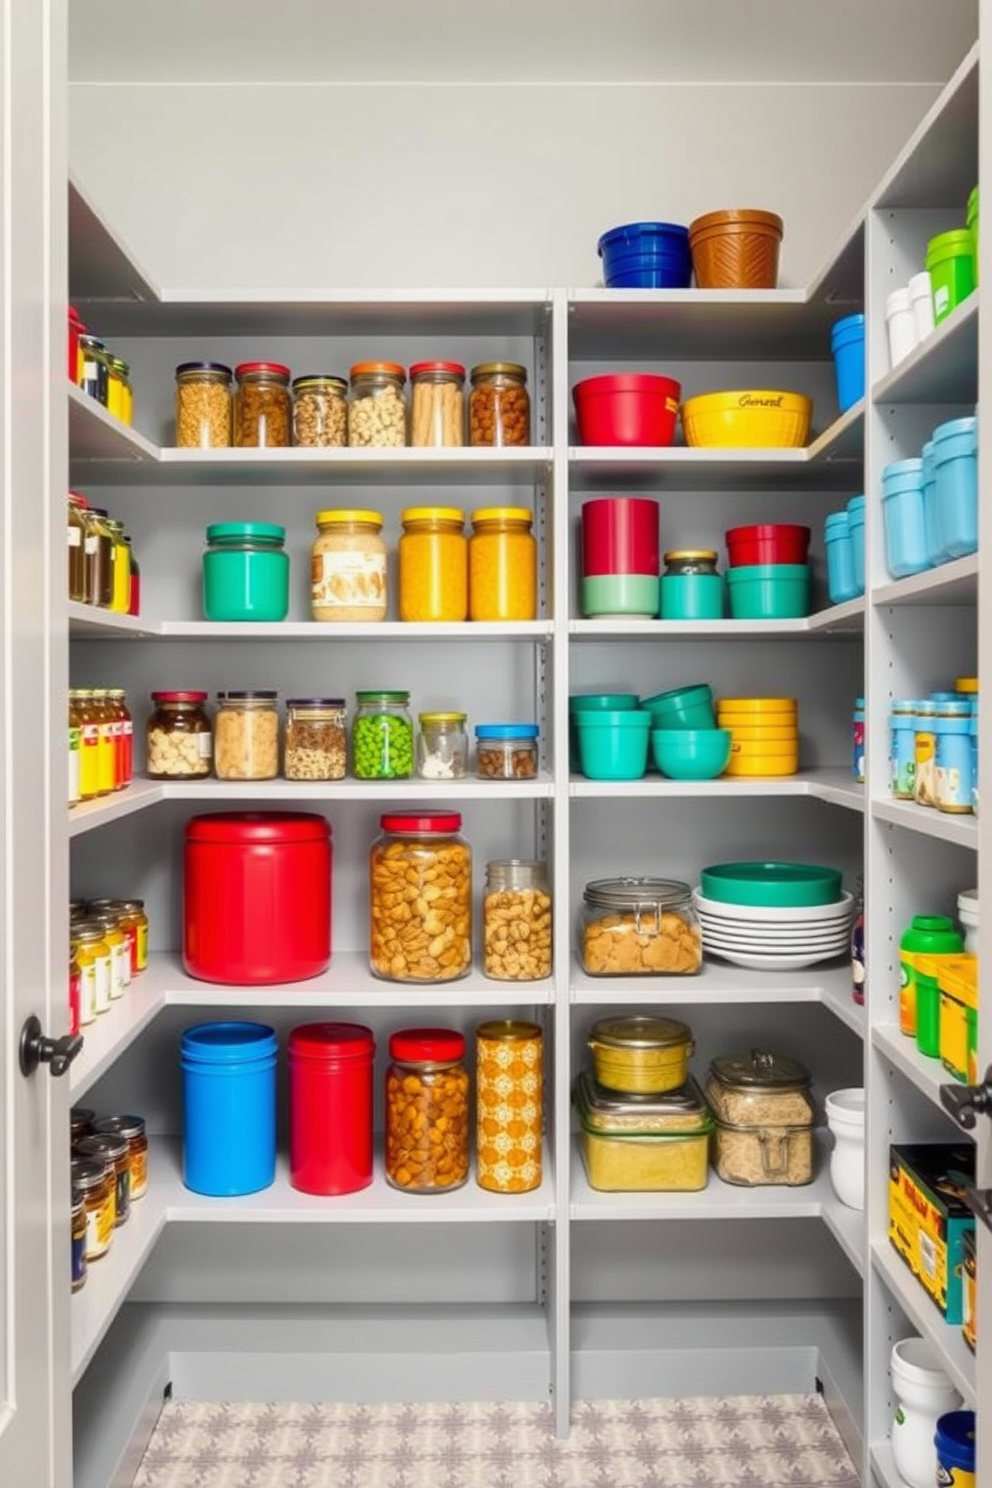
[483,860,552,980]
[369,813,472,982]
[284,698,347,781]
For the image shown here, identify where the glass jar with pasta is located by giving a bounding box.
[468,507,537,620]
[369,813,472,982]
[409,361,465,447]
[214,690,280,780]
[175,362,233,448]
[311,509,387,622]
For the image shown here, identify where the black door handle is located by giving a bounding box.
[19,1015,83,1078]
[940,1068,992,1129]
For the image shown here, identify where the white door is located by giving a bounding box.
[0,0,71,1484]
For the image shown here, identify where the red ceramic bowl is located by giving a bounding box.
[725,523,811,567]
[573,373,681,447]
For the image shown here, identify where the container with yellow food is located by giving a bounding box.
[587,1014,693,1094]
[575,1071,712,1191]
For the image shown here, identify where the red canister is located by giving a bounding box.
[183,812,332,984]
[289,1022,375,1194]
[582,497,660,576]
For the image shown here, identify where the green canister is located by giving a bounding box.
[659,550,724,621]
[202,521,289,622]
[925,229,976,324]
[899,916,962,1039]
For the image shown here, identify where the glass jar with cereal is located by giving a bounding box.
[292,375,348,448]
[214,690,280,780]
[284,698,347,781]
[580,877,702,976]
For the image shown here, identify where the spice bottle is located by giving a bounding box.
[84,507,116,608]
[92,1115,149,1201]
[409,361,465,446]
[385,1028,470,1192]
[234,361,292,447]
[292,375,348,447]
[890,700,916,799]
[73,921,112,1022]
[79,334,109,404]
[70,1187,87,1291]
[469,362,530,446]
[468,507,537,620]
[476,1020,543,1193]
[417,712,468,780]
[310,510,387,622]
[483,861,552,980]
[914,700,938,807]
[175,361,233,447]
[398,507,468,622]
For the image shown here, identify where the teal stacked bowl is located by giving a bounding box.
[574,709,652,780]
[699,861,842,908]
[569,692,639,770]
[726,563,810,620]
[640,683,716,730]
[651,727,731,780]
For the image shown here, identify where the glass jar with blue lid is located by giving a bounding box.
[202,521,289,622]
[475,723,539,780]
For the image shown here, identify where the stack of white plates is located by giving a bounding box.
[692,889,855,971]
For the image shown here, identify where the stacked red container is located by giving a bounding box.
[581,496,660,617]
[289,1022,375,1194]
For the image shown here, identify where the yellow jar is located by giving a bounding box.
[476,1020,543,1194]
[398,507,467,621]
[311,509,387,622]
[106,357,128,422]
[74,922,112,1020]
[106,519,131,613]
[587,1014,693,1094]
[468,507,537,621]
[70,1156,115,1260]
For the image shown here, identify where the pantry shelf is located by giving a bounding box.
[869,1441,902,1488]
[870,797,977,849]
[871,290,978,406]
[161,773,555,802]
[567,445,857,491]
[68,778,162,838]
[68,384,158,465]
[68,608,555,642]
[871,41,978,210]
[820,1195,866,1277]
[68,602,159,638]
[69,175,158,306]
[871,553,978,608]
[870,1242,976,1406]
[871,1024,961,1118]
[566,286,826,359]
[570,769,865,813]
[569,607,864,638]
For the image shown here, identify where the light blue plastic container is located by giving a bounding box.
[824,512,857,604]
[934,703,974,814]
[920,440,942,567]
[182,1021,278,1196]
[881,458,931,579]
[846,495,866,596]
[889,703,917,799]
[932,415,978,560]
[831,314,865,413]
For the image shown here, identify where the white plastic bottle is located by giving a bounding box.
[890,1337,962,1488]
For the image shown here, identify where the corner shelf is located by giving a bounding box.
[871,1242,975,1406]
[870,798,977,850]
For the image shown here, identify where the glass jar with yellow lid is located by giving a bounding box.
[417,712,468,779]
[469,507,537,621]
[398,507,467,621]
[469,362,530,446]
[311,509,387,622]
[348,361,407,447]
[660,549,724,621]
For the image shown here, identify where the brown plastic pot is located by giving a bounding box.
[688,209,784,290]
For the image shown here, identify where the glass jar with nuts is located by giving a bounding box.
[146,690,212,779]
[385,1027,469,1192]
[409,360,465,447]
[474,723,539,780]
[580,877,702,976]
[233,361,292,448]
[483,861,552,980]
[175,362,233,448]
[214,690,280,780]
[369,812,472,982]
[469,362,530,446]
[284,698,347,781]
[348,361,407,448]
[292,374,348,448]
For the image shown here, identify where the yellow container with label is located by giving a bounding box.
[938,954,979,1084]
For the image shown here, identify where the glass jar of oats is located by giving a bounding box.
[214,690,280,780]
[704,1049,816,1187]
[284,698,347,781]
[175,362,233,448]
[348,361,407,448]
[311,509,387,622]
[369,813,472,982]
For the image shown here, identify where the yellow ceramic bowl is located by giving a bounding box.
[729,739,800,757]
[717,696,798,714]
[720,724,798,743]
[681,391,812,448]
[725,754,799,776]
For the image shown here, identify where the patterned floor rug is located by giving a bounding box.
[132,1393,861,1487]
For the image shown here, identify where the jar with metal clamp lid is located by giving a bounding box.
[581,877,702,976]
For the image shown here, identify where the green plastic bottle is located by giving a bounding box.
[899,916,962,1038]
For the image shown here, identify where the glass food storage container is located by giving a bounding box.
[417,712,468,780]
[73,1131,131,1226]
[398,507,468,622]
[146,690,212,779]
[284,698,347,781]
[705,1049,816,1187]
[410,361,465,447]
[468,507,537,620]
[469,362,530,446]
[68,491,88,603]
[310,510,387,622]
[234,361,292,447]
[587,1014,694,1093]
[369,813,472,982]
[175,361,233,448]
[581,877,702,976]
[475,723,539,780]
[84,507,116,608]
[385,1028,469,1192]
[214,690,280,780]
[476,1019,543,1193]
[574,1071,713,1191]
[292,375,348,448]
[353,691,413,779]
[348,361,407,448]
[483,860,552,980]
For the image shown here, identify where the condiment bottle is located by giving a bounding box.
[898,915,963,1037]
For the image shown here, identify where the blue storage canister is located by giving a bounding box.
[881,458,931,579]
[932,415,978,560]
[831,314,865,413]
[920,440,942,567]
[846,495,866,596]
[824,512,858,604]
[597,221,692,290]
[934,1410,975,1488]
[181,1021,278,1196]
[934,700,974,815]
[852,697,865,782]
[889,701,917,799]
[202,521,290,622]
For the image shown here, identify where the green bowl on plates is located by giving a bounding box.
[699,861,842,908]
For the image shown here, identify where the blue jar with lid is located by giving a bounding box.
[881,459,930,579]
[846,495,866,596]
[202,521,290,621]
[889,701,916,799]
[474,723,540,780]
[181,1021,278,1195]
[825,512,857,604]
[932,414,978,560]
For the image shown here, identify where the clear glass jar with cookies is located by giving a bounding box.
[580,877,702,976]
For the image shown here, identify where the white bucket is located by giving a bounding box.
[890,1337,962,1488]
[908,270,936,342]
[886,287,917,370]
[825,1087,864,1210]
[957,888,978,956]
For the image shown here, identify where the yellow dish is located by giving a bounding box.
[729,739,800,756]
[720,725,798,743]
[725,756,799,776]
[682,390,812,448]
[717,696,797,713]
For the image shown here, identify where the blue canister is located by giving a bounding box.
[852,697,865,782]
[921,440,942,567]
[825,512,858,604]
[831,314,865,413]
[202,521,290,622]
[889,702,916,799]
[935,1410,975,1488]
[181,1021,278,1196]
[914,699,938,807]
[932,415,978,560]
[934,701,974,815]
[597,221,692,290]
[881,458,930,579]
[846,495,866,596]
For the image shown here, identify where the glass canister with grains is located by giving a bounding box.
[175,362,233,448]
[705,1049,816,1187]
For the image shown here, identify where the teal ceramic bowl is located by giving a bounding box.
[569,693,640,713]
[581,574,660,618]
[574,709,652,780]
[651,727,731,780]
[640,683,716,730]
[726,563,810,621]
[699,860,843,908]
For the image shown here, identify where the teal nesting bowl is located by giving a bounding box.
[640,683,716,730]
[569,693,640,769]
[699,861,842,908]
[726,563,810,620]
[651,727,731,780]
[574,709,652,780]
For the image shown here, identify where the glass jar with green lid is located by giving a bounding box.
[353,691,414,779]
[202,521,289,622]
[292,375,348,447]
[660,549,724,620]
[469,362,530,446]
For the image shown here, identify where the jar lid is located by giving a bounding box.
[113,899,145,912]
[470,507,533,528]
[401,507,465,525]
[74,1131,129,1163]
[71,1188,84,1213]
[206,521,286,543]
[151,690,208,703]
[223,689,278,701]
[409,361,466,378]
[583,876,692,910]
[477,1019,543,1042]
[185,812,331,845]
[389,1027,465,1063]
[315,509,383,528]
[664,549,718,561]
[708,1048,811,1092]
[286,697,346,709]
[356,690,409,703]
[79,334,106,349]
[380,812,462,834]
[289,1022,375,1060]
[471,362,527,381]
[292,375,347,392]
[71,1106,96,1125]
[419,712,467,725]
[92,1114,146,1140]
[234,361,291,379]
[181,1020,279,1065]
[350,360,406,379]
[176,360,232,378]
[71,1156,110,1191]
[475,724,538,739]
[72,922,110,943]
[68,491,89,507]
[589,1014,692,1050]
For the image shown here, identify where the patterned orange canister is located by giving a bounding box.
[475,1019,543,1194]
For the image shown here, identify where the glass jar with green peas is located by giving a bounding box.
[353,691,414,779]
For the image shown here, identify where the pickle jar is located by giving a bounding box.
[398,507,468,622]
[175,361,233,448]
[70,1156,115,1261]
[704,1049,816,1187]
[73,921,112,1021]
[214,690,280,781]
[483,860,552,980]
[580,877,702,977]
[284,698,348,781]
[369,813,472,982]
[92,1115,148,1201]
[71,1186,87,1291]
[476,1020,543,1193]
[311,510,387,622]
[292,375,348,448]
[468,507,537,620]
[74,1131,131,1225]
[79,334,109,404]
[348,361,407,448]
[146,690,212,780]
[409,361,465,447]
[417,712,468,780]
[234,361,292,447]
[469,362,530,446]
[385,1027,469,1192]
[68,492,89,603]
[353,691,414,780]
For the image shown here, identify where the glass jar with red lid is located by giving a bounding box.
[369,813,472,982]
[288,1022,375,1194]
[385,1027,470,1192]
[409,361,465,447]
[146,690,212,779]
[234,361,292,447]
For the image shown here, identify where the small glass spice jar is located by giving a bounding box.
[311,509,387,622]
[385,1027,470,1192]
[284,698,348,781]
[353,691,414,779]
[417,712,468,780]
[399,507,468,621]
[234,361,292,447]
[476,1019,543,1193]
[175,361,233,448]
[214,690,280,780]
[483,860,552,980]
[348,361,407,448]
[659,550,724,621]
[469,362,530,446]
[580,877,702,976]
[70,1186,88,1291]
[475,723,539,780]
[146,690,213,779]
[469,507,537,620]
[292,374,348,447]
[70,1156,115,1261]
[92,1114,149,1201]
[409,361,465,446]
[369,813,472,982]
[114,899,149,976]
[74,1131,132,1226]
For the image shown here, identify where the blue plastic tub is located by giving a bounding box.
[182,1021,278,1196]
[881,458,930,579]
[831,314,865,413]
[598,221,692,289]
[921,439,942,566]
[933,415,978,560]
[846,495,865,596]
[935,1410,975,1487]
[934,704,975,814]
[824,512,857,604]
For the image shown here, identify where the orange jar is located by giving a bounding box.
[469,363,530,446]
[468,507,537,621]
[476,1020,543,1193]
[398,507,467,621]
